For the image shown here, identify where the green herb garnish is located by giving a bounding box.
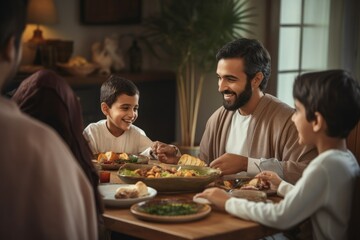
[128,155,139,163]
[142,202,198,216]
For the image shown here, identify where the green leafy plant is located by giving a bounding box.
[144,0,256,147]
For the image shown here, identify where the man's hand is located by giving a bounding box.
[151,141,180,164]
[209,153,248,175]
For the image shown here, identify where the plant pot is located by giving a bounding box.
[177,145,200,158]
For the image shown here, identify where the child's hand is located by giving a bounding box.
[255,171,282,191]
[194,187,230,211]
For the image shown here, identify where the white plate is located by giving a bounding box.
[98,184,157,207]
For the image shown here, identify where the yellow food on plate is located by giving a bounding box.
[68,56,89,66]
[114,181,148,199]
[240,178,270,191]
[178,154,206,167]
[118,152,129,160]
[105,151,118,161]
[129,165,201,178]
[97,153,107,163]
[97,151,119,164]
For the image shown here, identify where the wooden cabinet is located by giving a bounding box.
[66,71,176,143]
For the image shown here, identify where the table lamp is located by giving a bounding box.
[27,0,58,64]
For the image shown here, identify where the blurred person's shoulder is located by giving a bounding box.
[0,97,81,169]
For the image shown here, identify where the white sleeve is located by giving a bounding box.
[137,130,154,156]
[83,126,97,155]
[225,163,327,229]
[247,157,261,176]
[139,147,152,157]
[259,158,284,178]
[277,180,294,197]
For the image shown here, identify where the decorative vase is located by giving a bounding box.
[128,40,142,73]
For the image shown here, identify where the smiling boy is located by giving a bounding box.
[84,75,153,156]
[84,75,177,158]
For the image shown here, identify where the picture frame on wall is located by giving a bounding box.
[81,0,141,24]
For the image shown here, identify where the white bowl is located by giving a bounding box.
[98,184,157,208]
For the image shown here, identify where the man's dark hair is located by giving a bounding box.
[100,75,140,107]
[0,0,28,54]
[293,69,360,138]
[216,38,271,91]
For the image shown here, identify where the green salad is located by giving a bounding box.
[141,202,199,216]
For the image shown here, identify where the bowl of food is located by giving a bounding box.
[57,56,98,77]
[216,174,277,196]
[97,151,149,170]
[118,163,222,193]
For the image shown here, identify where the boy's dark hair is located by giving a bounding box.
[293,69,360,138]
[216,38,271,91]
[0,0,28,54]
[100,75,139,107]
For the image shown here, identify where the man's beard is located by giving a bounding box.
[222,81,252,111]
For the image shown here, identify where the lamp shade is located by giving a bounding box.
[27,0,58,24]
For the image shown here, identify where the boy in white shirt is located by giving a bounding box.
[84,75,178,158]
[195,70,360,240]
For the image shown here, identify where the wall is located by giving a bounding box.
[21,0,165,70]
[21,0,267,145]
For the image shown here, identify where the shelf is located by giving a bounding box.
[63,70,176,88]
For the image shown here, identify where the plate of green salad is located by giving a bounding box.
[130,198,211,222]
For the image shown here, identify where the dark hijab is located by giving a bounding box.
[12,69,104,224]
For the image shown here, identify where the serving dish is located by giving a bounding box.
[98,184,157,207]
[100,154,149,170]
[229,189,267,202]
[216,173,277,196]
[130,198,211,222]
[118,163,222,192]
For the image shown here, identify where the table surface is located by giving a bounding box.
[102,170,281,240]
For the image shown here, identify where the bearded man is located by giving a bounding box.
[200,38,317,184]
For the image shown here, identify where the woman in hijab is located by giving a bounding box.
[11,69,104,232]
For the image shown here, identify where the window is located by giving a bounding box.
[276,0,330,107]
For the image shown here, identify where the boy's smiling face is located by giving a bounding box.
[102,93,139,137]
[292,100,315,145]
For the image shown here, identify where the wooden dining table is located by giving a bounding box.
[101,170,282,240]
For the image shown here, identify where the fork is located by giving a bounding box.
[254,162,262,173]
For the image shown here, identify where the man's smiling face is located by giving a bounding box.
[217,58,252,111]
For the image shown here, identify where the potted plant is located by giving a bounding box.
[143,0,255,150]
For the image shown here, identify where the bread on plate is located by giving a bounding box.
[114,181,148,199]
[178,154,206,167]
